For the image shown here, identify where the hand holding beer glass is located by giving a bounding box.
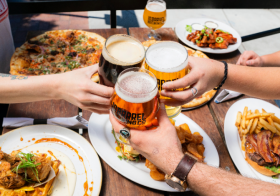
[111,67,159,144]
[145,41,189,118]
[143,0,166,41]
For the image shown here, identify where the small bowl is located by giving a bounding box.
[191,23,204,31]
[204,21,218,29]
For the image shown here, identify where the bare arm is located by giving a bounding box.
[261,51,280,67]
[188,163,280,196]
[160,57,280,106]
[0,65,114,113]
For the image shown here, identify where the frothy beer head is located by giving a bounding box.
[103,34,145,66]
[116,71,158,104]
[146,41,188,73]
[146,1,166,12]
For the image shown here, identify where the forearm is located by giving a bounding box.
[223,64,280,99]
[261,51,280,67]
[188,163,280,196]
[0,74,59,103]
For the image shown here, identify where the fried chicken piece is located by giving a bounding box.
[145,159,165,181]
[201,35,208,44]
[26,154,51,182]
[209,41,229,49]
[187,143,203,161]
[0,162,25,189]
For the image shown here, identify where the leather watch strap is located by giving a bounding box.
[172,153,197,181]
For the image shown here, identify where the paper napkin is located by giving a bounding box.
[214,89,242,103]
[2,115,88,129]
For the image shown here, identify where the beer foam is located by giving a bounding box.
[146,2,166,12]
[116,72,158,103]
[146,41,188,73]
[107,41,145,63]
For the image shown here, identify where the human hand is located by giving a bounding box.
[236,51,263,67]
[55,64,114,114]
[160,56,224,107]
[110,103,184,175]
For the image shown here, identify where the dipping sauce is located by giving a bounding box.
[191,23,204,31]
[205,21,218,29]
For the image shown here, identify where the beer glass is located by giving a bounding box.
[145,41,188,118]
[111,67,160,144]
[98,34,145,87]
[143,0,166,41]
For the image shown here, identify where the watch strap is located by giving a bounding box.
[172,153,197,181]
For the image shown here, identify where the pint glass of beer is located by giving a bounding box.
[143,0,166,41]
[145,41,188,118]
[98,34,145,87]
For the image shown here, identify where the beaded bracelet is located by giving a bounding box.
[214,61,228,91]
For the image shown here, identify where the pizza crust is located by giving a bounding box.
[10,30,106,78]
[182,89,217,108]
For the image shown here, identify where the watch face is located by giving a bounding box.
[166,179,185,192]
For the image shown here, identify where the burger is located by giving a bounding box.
[245,129,280,176]
[112,129,142,162]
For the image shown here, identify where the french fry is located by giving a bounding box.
[255,109,260,114]
[262,109,267,113]
[267,116,274,125]
[258,121,267,130]
[273,122,280,135]
[246,113,274,120]
[243,128,249,135]
[238,126,243,139]
[271,115,280,125]
[247,119,254,132]
[246,120,249,126]
[249,118,258,134]
[235,112,242,127]
[255,128,261,134]
[241,107,248,129]
[260,118,278,133]
[248,110,252,116]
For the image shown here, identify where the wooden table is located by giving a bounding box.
[2,28,277,196]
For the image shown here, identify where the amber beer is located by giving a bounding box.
[111,68,159,129]
[145,41,188,118]
[143,0,166,31]
[98,34,145,87]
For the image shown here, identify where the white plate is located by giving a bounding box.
[224,98,280,184]
[0,125,102,196]
[175,18,241,54]
[88,113,219,192]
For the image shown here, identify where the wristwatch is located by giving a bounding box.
[165,153,197,192]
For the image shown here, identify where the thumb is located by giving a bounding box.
[156,103,171,126]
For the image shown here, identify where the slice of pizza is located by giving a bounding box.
[10,30,105,77]
[182,89,217,108]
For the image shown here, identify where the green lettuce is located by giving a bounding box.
[265,165,280,174]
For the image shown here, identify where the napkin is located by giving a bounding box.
[2,115,88,129]
[214,89,242,103]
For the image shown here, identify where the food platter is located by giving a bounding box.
[88,112,219,192]
[0,125,102,196]
[175,18,241,54]
[224,98,280,184]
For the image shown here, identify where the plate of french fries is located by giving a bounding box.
[224,98,280,184]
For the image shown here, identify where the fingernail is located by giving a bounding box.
[162,83,168,89]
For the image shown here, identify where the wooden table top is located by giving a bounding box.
[2,27,277,196]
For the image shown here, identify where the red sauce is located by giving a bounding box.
[48,150,57,160]
[84,181,89,196]
[35,138,83,161]
[32,138,35,141]
[91,181,93,184]
[28,140,30,142]
[89,187,93,191]
[20,137,23,141]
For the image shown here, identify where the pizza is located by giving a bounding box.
[10,30,105,82]
[142,40,216,109]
